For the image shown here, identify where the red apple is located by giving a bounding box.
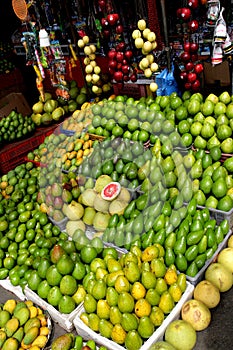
[123,75,130,82]
[116,51,124,62]
[116,42,126,51]
[130,73,137,82]
[124,50,133,60]
[180,8,191,21]
[101,18,108,27]
[188,0,199,9]
[122,64,130,74]
[180,51,191,62]
[191,54,198,62]
[185,82,192,90]
[189,20,199,32]
[108,49,117,59]
[180,71,188,80]
[185,62,194,71]
[176,8,182,18]
[194,63,204,74]
[107,13,119,25]
[190,42,199,52]
[114,70,123,82]
[192,79,201,91]
[108,59,117,69]
[187,72,197,83]
[183,42,191,52]
[98,0,106,10]
[116,24,124,34]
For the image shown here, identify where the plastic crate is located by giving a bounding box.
[73,282,194,350]
[197,205,233,228]
[0,133,45,174]
[186,229,232,285]
[0,123,61,174]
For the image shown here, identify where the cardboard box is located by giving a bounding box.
[203,61,231,87]
[0,92,31,119]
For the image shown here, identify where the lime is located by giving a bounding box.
[217,124,232,141]
[178,120,190,134]
[60,275,77,295]
[37,280,51,299]
[209,146,222,161]
[47,286,62,306]
[217,195,233,212]
[128,118,140,132]
[181,133,193,147]
[80,246,98,264]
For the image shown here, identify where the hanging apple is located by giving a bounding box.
[190,42,199,52]
[107,13,119,26]
[192,79,201,91]
[180,51,191,62]
[188,20,199,32]
[183,41,191,52]
[178,8,192,21]
[194,63,204,74]
[187,72,197,83]
[113,70,123,82]
[188,0,199,9]
[185,62,195,71]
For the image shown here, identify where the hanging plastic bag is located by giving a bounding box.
[155,68,168,96]
[165,64,180,96]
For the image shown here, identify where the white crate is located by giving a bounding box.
[0,279,26,300]
[73,282,194,350]
[186,229,232,285]
[24,286,83,332]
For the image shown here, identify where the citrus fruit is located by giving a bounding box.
[58,295,76,313]
[59,275,77,295]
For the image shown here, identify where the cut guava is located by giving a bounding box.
[101,182,121,201]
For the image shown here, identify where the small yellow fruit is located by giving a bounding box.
[83,57,90,65]
[90,60,97,68]
[140,57,150,69]
[132,29,141,39]
[92,85,99,94]
[89,53,96,61]
[77,39,85,48]
[135,298,151,317]
[89,44,96,52]
[135,37,144,49]
[143,28,151,39]
[137,19,147,31]
[149,82,158,92]
[92,74,100,83]
[146,54,154,64]
[85,74,92,83]
[94,66,101,74]
[83,35,89,44]
[151,41,158,50]
[147,31,156,42]
[150,62,159,72]
[85,64,93,74]
[84,46,92,56]
[143,41,153,53]
[144,68,152,78]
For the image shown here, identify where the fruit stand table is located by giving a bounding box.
[0,123,61,174]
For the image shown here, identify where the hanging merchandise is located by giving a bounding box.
[206,0,220,27]
[211,7,230,65]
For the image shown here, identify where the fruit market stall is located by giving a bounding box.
[1,1,233,350]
